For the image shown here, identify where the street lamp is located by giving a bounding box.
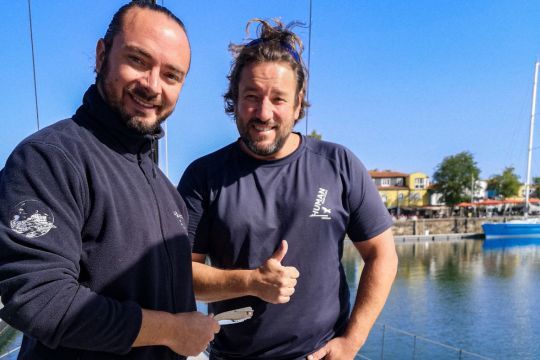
[397,192,404,216]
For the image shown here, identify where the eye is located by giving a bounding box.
[164,72,181,84]
[244,94,258,101]
[128,55,144,66]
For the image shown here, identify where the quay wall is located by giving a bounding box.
[391,216,520,237]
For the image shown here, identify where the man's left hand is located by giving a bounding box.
[306,337,360,360]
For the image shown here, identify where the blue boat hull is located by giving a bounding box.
[482,222,540,239]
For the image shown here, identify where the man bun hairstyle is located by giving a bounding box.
[224,18,310,122]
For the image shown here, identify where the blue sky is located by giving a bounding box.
[2,1,540,184]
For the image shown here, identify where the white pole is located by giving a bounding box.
[471,175,474,203]
[164,122,169,178]
[525,61,540,217]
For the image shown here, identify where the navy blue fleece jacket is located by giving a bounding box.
[0,85,195,359]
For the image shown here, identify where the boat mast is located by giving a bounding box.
[525,61,540,217]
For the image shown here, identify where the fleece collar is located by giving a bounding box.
[74,85,164,162]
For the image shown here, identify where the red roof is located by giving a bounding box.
[369,170,408,178]
[375,186,409,190]
[456,198,540,207]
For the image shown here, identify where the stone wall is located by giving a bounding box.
[391,216,519,236]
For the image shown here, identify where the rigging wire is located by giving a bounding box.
[161,0,169,177]
[305,0,313,135]
[27,0,40,131]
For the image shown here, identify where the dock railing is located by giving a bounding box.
[358,324,492,359]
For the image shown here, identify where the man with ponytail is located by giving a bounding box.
[179,19,397,360]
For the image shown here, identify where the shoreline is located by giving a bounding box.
[393,232,483,243]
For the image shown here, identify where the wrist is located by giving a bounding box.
[342,329,367,351]
[157,311,178,349]
[134,309,174,348]
[246,267,262,297]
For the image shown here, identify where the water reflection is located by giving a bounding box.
[0,326,19,360]
[342,239,540,359]
[483,237,540,250]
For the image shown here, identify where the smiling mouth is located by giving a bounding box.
[252,124,275,133]
[132,93,157,109]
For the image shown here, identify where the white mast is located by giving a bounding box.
[524,61,540,217]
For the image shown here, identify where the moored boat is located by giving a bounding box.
[482,218,540,239]
[483,60,540,239]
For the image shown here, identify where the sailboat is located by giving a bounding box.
[482,61,540,239]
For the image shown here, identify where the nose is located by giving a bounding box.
[255,98,273,121]
[142,68,161,95]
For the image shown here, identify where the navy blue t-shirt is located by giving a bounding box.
[178,134,392,359]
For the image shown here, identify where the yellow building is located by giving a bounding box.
[369,170,430,210]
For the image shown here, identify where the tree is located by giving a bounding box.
[433,151,480,206]
[308,130,322,140]
[487,167,521,199]
[532,177,540,197]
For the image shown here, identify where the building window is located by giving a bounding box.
[381,178,391,187]
[395,178,404,186]
[409,192,420,202]
[414,178,425,189]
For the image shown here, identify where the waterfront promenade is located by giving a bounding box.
[393,232,482,243]
[389,215,529,237]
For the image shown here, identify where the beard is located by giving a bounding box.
[236,116,292,157]
[96,57,170,135]
[118,85,170,135]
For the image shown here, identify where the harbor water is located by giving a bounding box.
[352,238,540,359]
[1,238,539,359]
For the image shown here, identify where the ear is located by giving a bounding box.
[95,39,106,74]
[294,91,303,119]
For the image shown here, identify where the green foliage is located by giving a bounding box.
[487,167,521,198]
[433,151,480,206]
[307,130,322,140]
[532,177,540,197]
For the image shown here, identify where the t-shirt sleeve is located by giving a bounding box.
[344,151,394,242]
[177,161,211,254]
[0,142,141,354]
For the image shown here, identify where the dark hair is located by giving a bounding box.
[224,18,310,122]
[96,1,189,79]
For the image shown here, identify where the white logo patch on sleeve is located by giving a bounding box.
[173,210,187,231]
[9,200,57,238]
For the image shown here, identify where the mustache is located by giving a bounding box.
[246,118,278,127]
[130,85,161,106]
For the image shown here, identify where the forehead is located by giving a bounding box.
[239,61,297,93]
[117,8,190,69]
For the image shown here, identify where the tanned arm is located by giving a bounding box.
[132,308,220,357]
[308,228,398,360]
[192,240,299,304]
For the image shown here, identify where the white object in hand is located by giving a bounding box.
[214,307,254,325]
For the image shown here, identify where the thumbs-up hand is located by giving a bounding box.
[249,240,300,304]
